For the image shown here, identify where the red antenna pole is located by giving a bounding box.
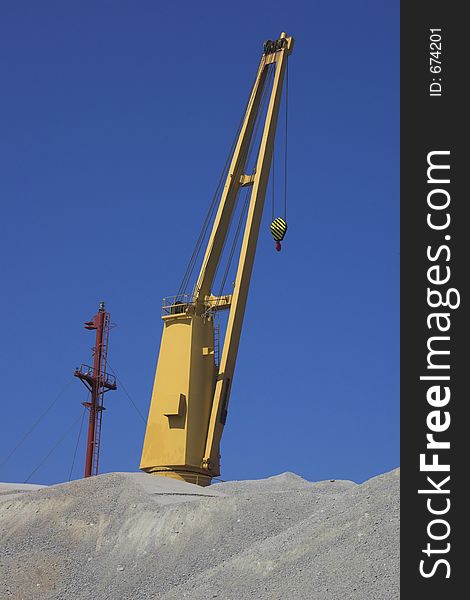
[74,301,117,477]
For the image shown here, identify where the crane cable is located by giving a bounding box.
[284,55,289,221]
[214,187,251,308]
[212,62,276,310]
[193,57,270,301]
[176,151,231,298]
[177,57,267,298]
[270,55,289,251]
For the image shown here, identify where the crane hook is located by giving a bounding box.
[270,217,287,252]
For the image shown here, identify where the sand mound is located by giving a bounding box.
[0,468,399,599]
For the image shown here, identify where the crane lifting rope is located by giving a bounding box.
[140,32,294,486]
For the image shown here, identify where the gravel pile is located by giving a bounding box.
[0,468,399,599]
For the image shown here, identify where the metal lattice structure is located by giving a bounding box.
[74,302,116,477]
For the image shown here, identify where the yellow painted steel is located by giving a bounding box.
[140,33,294,485]
[140,310,216,486]
[270,217,288,241]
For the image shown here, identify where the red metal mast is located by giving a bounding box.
[74,301,117,477]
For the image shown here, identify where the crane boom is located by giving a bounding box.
[140,33,293,485]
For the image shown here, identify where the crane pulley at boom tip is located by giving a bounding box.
[140,32,294,486]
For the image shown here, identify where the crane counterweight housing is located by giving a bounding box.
[140,32,293,486]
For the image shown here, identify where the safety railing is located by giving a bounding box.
[161,293,228,318]
[74,364,117,390]
[161,294,197,317]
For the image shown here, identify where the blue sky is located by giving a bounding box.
[0,1,399,485]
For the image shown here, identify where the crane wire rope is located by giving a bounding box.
[177,57,267,298]
[270,54,289,223]
[247,62,276,175]
[177,157,229,298]
[215,186,251,305]
[271,143,275,221]
[284,55,289,220]
[192,60,268,302]
[212,62,275,310]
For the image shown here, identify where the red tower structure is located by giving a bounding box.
[74,302,117,478]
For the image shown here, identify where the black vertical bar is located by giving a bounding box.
[401,2,468,596]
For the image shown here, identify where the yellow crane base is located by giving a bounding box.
[142,467,212,487]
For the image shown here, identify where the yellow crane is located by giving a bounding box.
[140,32,294,486]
